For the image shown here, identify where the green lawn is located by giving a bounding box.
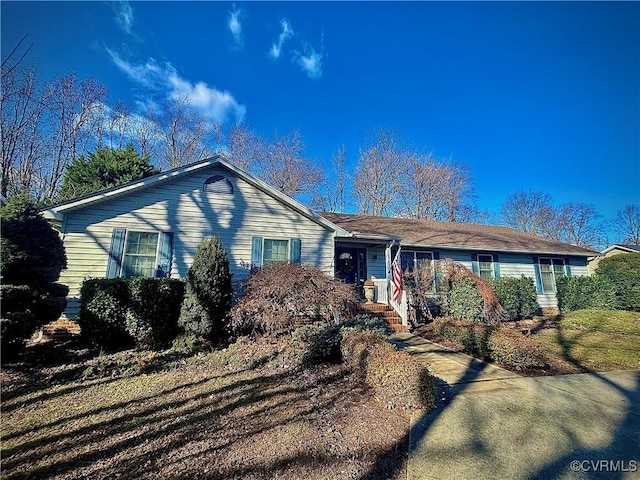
[532,309,640,374]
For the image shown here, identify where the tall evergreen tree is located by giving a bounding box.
[178,237,232,342]
[56,144,159,202]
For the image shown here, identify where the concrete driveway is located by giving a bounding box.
[392,334,640,480]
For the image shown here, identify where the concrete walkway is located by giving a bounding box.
[391,333,640,480]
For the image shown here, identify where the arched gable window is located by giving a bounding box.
[203,175,233,194]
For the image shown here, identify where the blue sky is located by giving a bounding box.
[2,1,639,236]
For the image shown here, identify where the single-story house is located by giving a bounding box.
[588,244,640,274]
[42,155,597,325]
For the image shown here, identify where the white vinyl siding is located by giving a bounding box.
[57,165,335,318]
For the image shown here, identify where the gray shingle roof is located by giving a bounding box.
[322,212,597,256]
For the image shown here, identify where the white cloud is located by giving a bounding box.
[294,43,323,79]
[168,74,247,124]
[106,49,246,124]
[269,19,293,59]
[112,2,134,35]
[228,6,244,50]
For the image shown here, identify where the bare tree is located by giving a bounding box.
[254,129,322,199]
[353,128,407,216]
[501,190,556,235]
[311,144,349,213]
[222,125,259,170]
[38,74,108,202]
[549,202,605,249]
[153,97,221,170]
[395,155,476,221]
[614,204,640,245]
[1,36,45,198]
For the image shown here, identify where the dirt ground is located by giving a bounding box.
[1,339,412,480]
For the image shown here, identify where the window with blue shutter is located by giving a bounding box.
[290,238,301,263]
[156,232,173,277]
[106,228,126,278]
[106,228,169,278]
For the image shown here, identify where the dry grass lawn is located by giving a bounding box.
[1,339,411,480]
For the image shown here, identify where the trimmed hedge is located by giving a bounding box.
[126,278,186,349]
[284,323,342,367]
[447,278,484,322]
[556,276,617,313]
[432,316,495,358]
[365,343,436,410]
[487,329,545,371]
[489,276,538,320]
[340,330,387,372]
[340,330,436,410]
[596,253,640,312]
[78,278,185,351]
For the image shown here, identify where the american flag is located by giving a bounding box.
[392,254,402,302]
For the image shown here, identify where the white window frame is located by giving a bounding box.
[121,230,161,278]
[399,250,434,273]
[262,238,290,266]
[538,257,566,293]
[478,254,495,280]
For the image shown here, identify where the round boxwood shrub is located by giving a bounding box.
[489,276,538,320]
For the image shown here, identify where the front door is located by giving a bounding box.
[335,247,366,285]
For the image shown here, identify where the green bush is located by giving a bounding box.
[79,278,184,351]
[0,195,68,356]
[448,278,484,322]
[365,343,436,410]
[432,316,495,357]
[556,276,617,313]
[339,314,390,337]
[340,329,387,372]
[0,194,67,290]
[487,329,546,370]
[78,279,132,351]
[489,276,538,320]
[125,278,185,349]
[179,237,232,341]
[596,253,640,312]
[284,323,342,368]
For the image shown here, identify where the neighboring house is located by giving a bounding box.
[42,156,597,323]
[588,244,640,274]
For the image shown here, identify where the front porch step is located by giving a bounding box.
[357,303,409,332]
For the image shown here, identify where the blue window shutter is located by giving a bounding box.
[106,228,126,278]
[471,253,479,275]
[290,238,301,263]
[251,236,263,269]
[533,256,543,294]
[433,251,440,260]
[565,257,572,277]
[156,232,173,278]
[493,254,501,279]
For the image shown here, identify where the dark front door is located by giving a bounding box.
[335,247,366,285]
